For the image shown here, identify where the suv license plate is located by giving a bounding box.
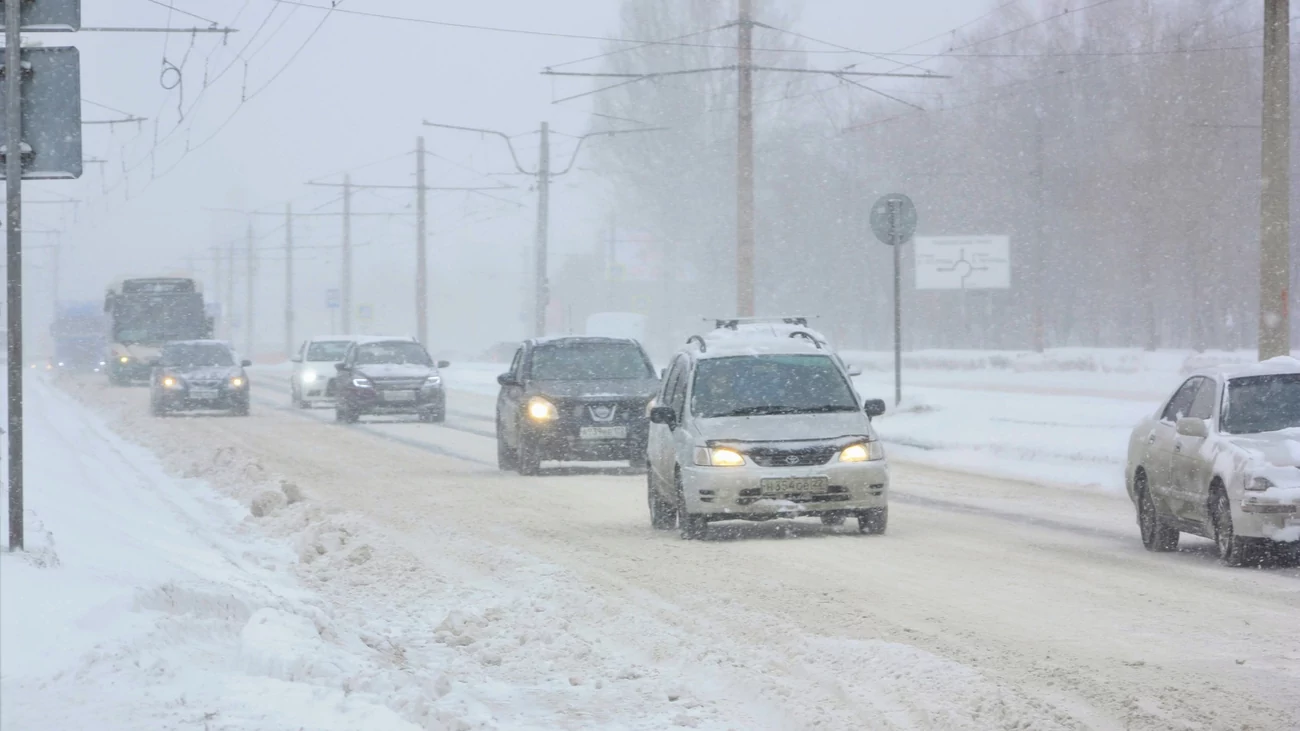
[382,391,416,403]
[189,389,218,400]
[760,477,828,495]
[580,426,626,440]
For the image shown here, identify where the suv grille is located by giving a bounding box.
[373,378,424,390]
[747,446,838,467]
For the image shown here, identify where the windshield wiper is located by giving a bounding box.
[712,404,855,417]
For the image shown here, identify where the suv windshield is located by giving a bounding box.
[691,354,859,418]
[162,343,233,368]
[354,341,431,366]
[1222,374,1300,434]
[529,341,653,381]
[307,341,352,362]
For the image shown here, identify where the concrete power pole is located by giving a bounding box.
[245,222,255,360]
[416,137,428,347]
[285,203,294,357]
[736,0,755,318]
[342,173,353,334]
[210,245,222,334]
[6,0,25,550]
[534,123,551,337]
[1260,0,1291,360]
[226,242,235,341]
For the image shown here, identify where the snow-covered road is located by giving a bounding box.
[29,372,1300,729]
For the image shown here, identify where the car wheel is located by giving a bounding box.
[496,420,518,472]
[648,468,676,530]
[517,430,542,476]
[1136,473,1179,552]
[335,403,357,424]
[1212,489,1259,567]
[857,507,887,535]
[820,514,847,527]
[150,396,166,417]
[675,470,708,540]
[232,401,250,417]
[422,409,446,424]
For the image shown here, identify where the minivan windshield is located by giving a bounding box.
[691,354,858,418]
[161,343,233,368]
[306,341,352,362]
[354,341,431,366]
[1222,374,1300,434]
[529,341,654,381]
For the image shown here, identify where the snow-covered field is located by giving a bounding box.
[5,348,1299,730]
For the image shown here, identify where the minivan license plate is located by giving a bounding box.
[580,426,626,440]
[382,390,415,403]
[760,477,828,495]
[189,389,218,401]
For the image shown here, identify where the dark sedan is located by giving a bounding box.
[333,338,449,424]
[496,337,660,475]
[150,340,251,416]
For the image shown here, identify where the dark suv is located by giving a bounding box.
[495,337,660,475]
[150,340,251,416]
[333,337,449,424]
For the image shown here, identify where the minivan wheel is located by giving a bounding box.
[858,507,887,535]
[676,471,708,540]
[517,431,542,476]
[648,469,676,530]
[1212,490,1259,567]
[1136,474,1179,552]
[496,419,517,471]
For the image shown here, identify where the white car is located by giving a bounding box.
[1125,356,1300,565]
[289,336,360,407]
[647,325,888,540]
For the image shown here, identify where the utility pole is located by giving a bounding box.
[415,136,428,347]
[245,222,255,360]
[1260,0,1291,360]
[1033,109,1046,353]
[736,0,755,317]
[342,173,352,333]
[285,202,294,357]
[226,241,234,341]
[6,0,24,550]
[534,122,551,336]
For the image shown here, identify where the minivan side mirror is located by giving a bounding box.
[649,405,677,428]
[437,360,451,369]
[334,362,348,373]
[497,373,518,387]
[240,359,253,368]
[864,399,887,418]
[1176,417,1209,439]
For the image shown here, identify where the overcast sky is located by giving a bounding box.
[20,0,980,353]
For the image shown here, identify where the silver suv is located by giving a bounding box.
[646,322,888,539]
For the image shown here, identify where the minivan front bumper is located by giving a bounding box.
[679,460,889,518]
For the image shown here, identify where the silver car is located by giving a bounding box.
[646,328,888,540]
[1125,357,1300,565]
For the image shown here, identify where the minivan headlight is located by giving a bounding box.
[840,442,885,462]
[425,375,442,388]
[694,447,745,467]
[528,396,558,421]
[301,370,318,384]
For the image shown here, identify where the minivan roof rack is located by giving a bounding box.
[712,316,810,330]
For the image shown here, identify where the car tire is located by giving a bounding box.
[1212,489,1260,567]
[1136,474,1179,552]
[676,470,708,540]
[497,421,518,472]
[336,403,357,424]
[857,507,887,535]
[150,397,167,417]
[648,468,676,530]
[232,402,250,417]
[820,514,847,527]
[421,409,446,424]
[517,430,542,476]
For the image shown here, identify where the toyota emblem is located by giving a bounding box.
[784,455,801,465]
[591,405,614,420]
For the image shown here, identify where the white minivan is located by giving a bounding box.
[289,335,361,407]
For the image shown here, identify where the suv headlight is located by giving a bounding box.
[840,442,885,462]
[694,447,745,467]
[229,376,246,389]
[119,355,130,364]
[352,376,373,388]
[425,375,442,388]
[527,396,557,421]
[1248,476,1275,492]
[161,375,182,389]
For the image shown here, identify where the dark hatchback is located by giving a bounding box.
[495,337,660,475]
[150,340,251,416]
[333,338,449,424]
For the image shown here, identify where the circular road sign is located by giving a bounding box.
[869,193,917,246]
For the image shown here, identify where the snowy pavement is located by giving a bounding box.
[2,365,1293,730]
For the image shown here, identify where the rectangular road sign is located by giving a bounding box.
[0,0,81,32]
[325,288,340,309]
[357,304,373,322]
[915,235,1011,290]
[0,46,82,179]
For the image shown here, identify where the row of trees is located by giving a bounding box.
[572,0,1296,352]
